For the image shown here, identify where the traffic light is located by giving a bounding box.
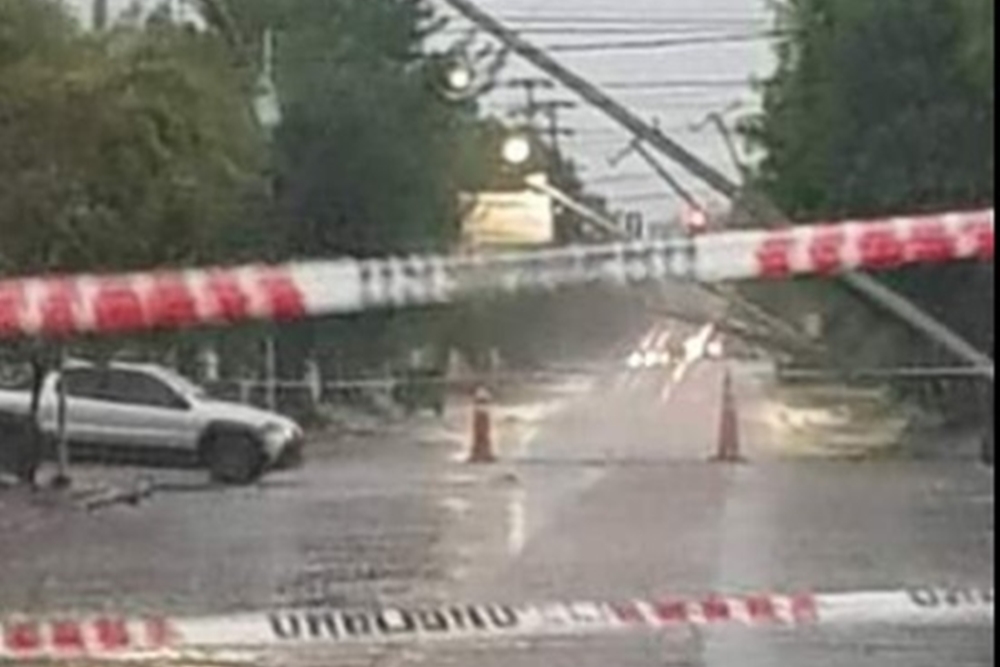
[682,204,709,235]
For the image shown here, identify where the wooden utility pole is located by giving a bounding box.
[535,100,576,156]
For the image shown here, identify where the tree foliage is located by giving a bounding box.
[223,0,489,258]
[0,0,268,275]
[745,0,993,219]
[742,0,994,417]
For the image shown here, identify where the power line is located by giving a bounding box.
[530,100,577,155]
[600,91,755,103]
[487,14,771,27]
[605,94,753,107]
[617,98,753,110]
[586,172,664,185]
[503,79,578,155]
[599,79,751,91]
[442,26,765,36]
[501,97,752,114]
[562,120,712,137]
[505,77,555,118]
[610,191,677,203]
[546,30,788,53]
[499,78,751,91]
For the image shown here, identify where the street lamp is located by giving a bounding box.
[444,58,475,95]
[433,47,505,102]
[436,54,477,101]
[501,134,533,166]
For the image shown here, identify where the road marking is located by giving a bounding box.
[0,587,992,660]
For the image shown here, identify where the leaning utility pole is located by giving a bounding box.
[612,136,699,208]
[440,0,995,381]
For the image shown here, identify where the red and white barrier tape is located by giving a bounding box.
[0,587,993,660]
[0,209,992,340]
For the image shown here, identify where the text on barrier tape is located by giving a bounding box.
[0,587,993,660]
[0,209,993,341]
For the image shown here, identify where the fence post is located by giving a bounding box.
[52,347,71,489]
[265,337,277,412]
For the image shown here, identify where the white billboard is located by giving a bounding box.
[460,188,554,248]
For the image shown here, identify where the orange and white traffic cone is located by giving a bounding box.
[468,386,496,464]
[712,369,745,464]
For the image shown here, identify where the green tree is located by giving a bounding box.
[958,0,994,97]
[746,0,993,219]
[0,0,268,276]
[225,0,487,258]
[216,0,536,376]
[742,0,994,419]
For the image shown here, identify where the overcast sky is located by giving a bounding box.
[64,0,776,225]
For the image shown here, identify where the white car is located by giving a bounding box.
[0,361,304,485]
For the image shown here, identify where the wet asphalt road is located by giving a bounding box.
[0,326,994,666]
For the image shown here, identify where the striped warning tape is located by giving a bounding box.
[0,587,993,660]
[0,209,993,341]
[0,617,173,659]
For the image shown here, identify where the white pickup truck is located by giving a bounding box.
[0,361,304,484]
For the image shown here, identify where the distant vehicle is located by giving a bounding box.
[626,351,671,370]
[0,361,304,485]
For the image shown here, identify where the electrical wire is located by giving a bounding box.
[486,14,771,27]
[441,26,767,36]
[547,30,788,53]
[587,172,665,185]
[599,79,751,91]
[496,77,751,91]
[609,191,677,203]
